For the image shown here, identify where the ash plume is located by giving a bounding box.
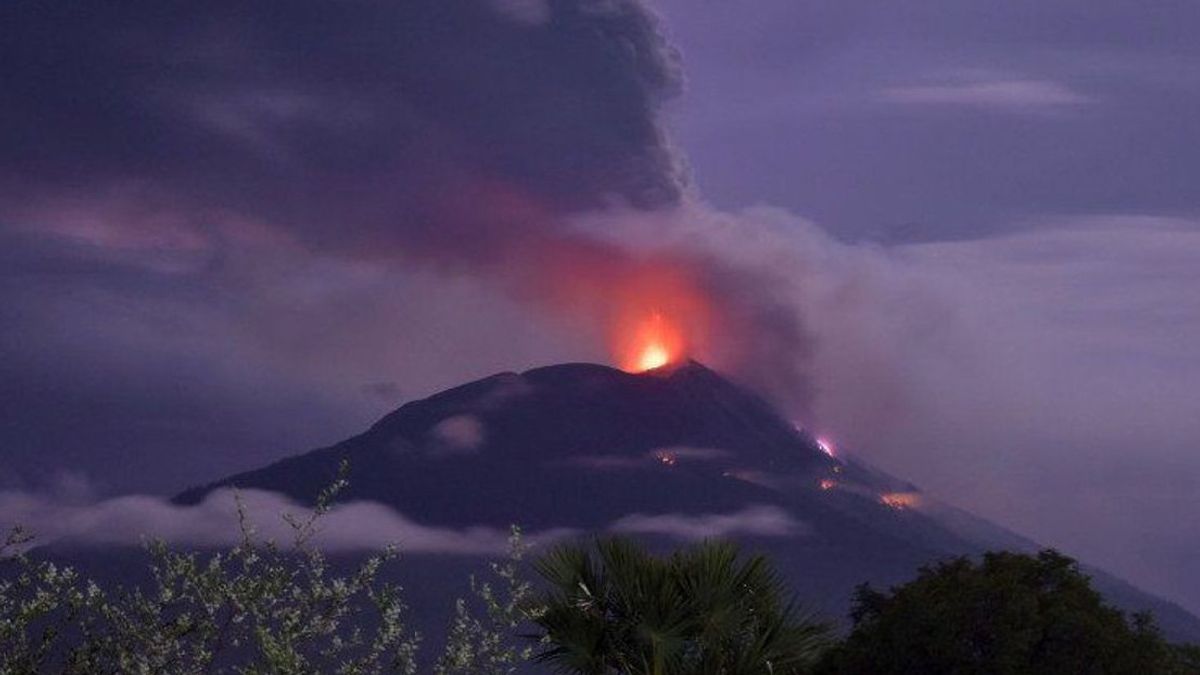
[0,0,817,414]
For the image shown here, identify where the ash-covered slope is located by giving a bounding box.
[175,361,1200,641]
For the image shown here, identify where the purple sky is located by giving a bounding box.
[2,1,1198,615]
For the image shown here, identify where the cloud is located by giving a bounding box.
[0,0,821,489]
[580,203,1200,611]
[565,455,648,470]
[428,415,487,455]
[564,446,731,471]
[610,504,805,540]
[0,0,684,255]
[652,447,731,462]
[0,488,576,555]
[880,79,1093,110]
[1,488,806,553]
[809,215,1200,613]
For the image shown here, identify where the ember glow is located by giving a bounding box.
[880,492,922,510]
[656,450,678,466]
[819,478,838,491]
[617,311,687,373]
[607,262,715,374]
[638,336,671,371]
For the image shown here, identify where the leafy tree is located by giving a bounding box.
[435,526,537,675]
[0,526,101,673]
[529,538,831,675]
[1,461,422,674]
[816,549,1196,675]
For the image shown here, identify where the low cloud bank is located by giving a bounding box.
[610,504,805,540]
[0,488,572,555]
[1,490,804,554]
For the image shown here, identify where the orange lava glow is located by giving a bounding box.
[623,312,683,372]
[606,261,712,373]
[880,492,921,510]
[637,343,670,371]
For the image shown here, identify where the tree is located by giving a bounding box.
[435,526,537,675]
[1,462,423,674]
[529,538,831,675]
[817,549,1196,675]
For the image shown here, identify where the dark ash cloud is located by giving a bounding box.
[0,0,686,489]
[1,0,685,256]
[0,0,822,493]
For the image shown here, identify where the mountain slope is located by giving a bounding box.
[175,360,1200,642]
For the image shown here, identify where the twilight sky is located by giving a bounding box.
[2,1,1199,614]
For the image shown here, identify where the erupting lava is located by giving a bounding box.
[617,311,687,373]
[606,262,713,374]
[638,343,671,371]
[633,314,676,371]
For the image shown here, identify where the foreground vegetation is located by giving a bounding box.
[531,538,830,673]
[818,550,1200,675]
[2,474,1197,673]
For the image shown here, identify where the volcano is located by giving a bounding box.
[174,361,1200,641]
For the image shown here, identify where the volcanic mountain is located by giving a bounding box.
[175,361,1200,641]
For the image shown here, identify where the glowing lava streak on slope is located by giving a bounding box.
[880,492,922,510]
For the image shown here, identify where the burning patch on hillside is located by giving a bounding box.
[880,492,922,510]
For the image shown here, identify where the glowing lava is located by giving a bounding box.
[880,492,922,510]
[655,450,678,466]
[618,311,686,373]
[606,262,713,374]
[638,342,671,372]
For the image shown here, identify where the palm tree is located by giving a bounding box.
[529,538,831,674]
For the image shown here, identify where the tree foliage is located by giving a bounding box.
[0,462,421,674]
[816,549,1197,675]
[529,538,831,675]
[435,526,537,675]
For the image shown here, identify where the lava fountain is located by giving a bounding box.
[600,258,715,373]
[622,312,683,372]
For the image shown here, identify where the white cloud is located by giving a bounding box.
[881,79,1093,110]
[577,203,1200,613]
[610,504,805,540]
[428,415,486,455]
[652,446,731,462]
[0,489,575,555]
[565,454,647,470]
[1,488,809,554]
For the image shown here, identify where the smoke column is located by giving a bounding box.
[0,0,815,413]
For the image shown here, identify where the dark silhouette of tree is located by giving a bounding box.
[817,549,1197,675]
[529,538,831,675]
